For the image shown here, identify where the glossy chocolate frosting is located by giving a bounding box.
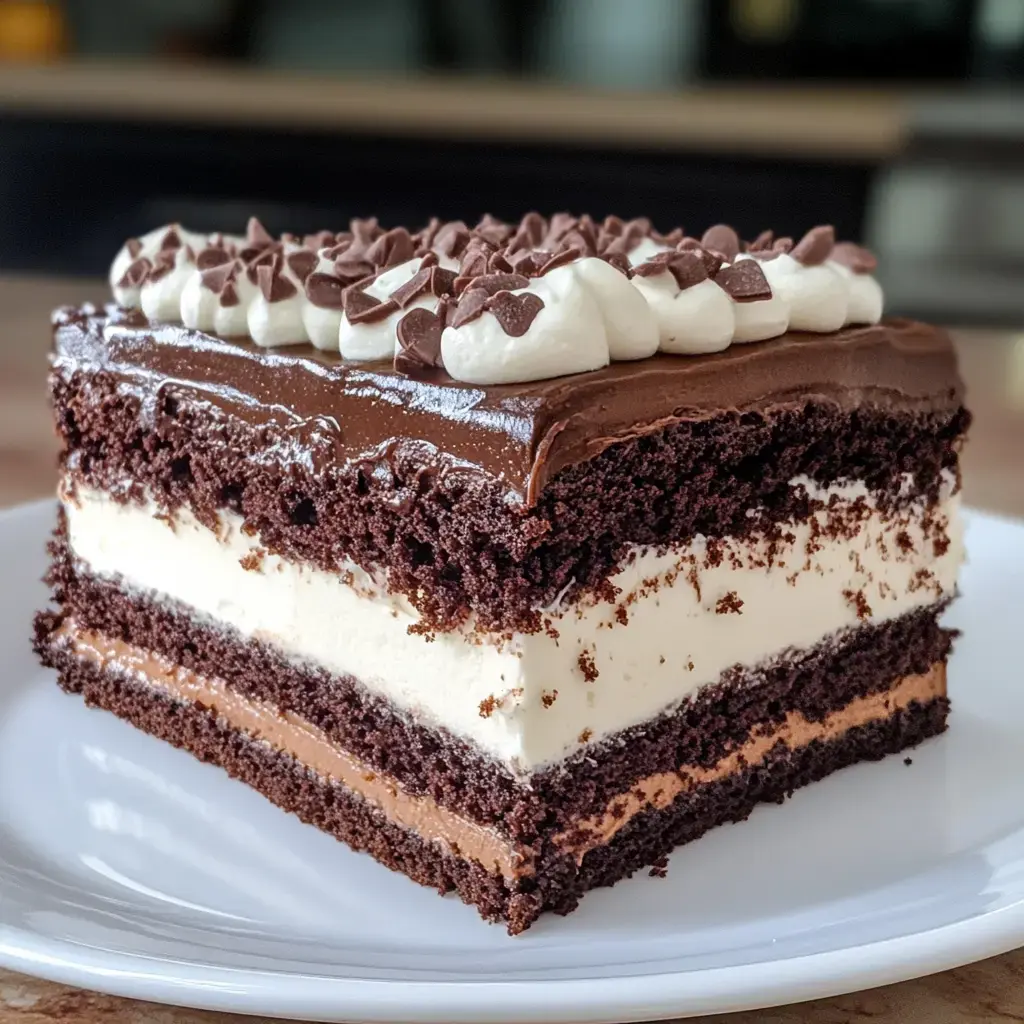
[53,307,962,505]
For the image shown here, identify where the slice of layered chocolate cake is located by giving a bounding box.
[35,214,968,934]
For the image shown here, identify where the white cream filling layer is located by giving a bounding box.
[62,478,962,776]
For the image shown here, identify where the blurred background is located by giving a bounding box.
[0,0,1023,326]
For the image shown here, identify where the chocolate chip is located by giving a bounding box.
[246,217,275,248]
[701,224,741,261]
[791,225,834,266]
[487,290,545,337]
[257,260,298,302]
[714,260,772,302]
[507,250,548,276]
[449,288,489,328]
[286,250,318,283]
[220,281,240,306]
[305,272,345,310]
[748,229,775,251]
[117,257,152,289]
[830,241,878,274]
[395,307,445,376]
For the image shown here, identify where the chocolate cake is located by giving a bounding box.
[35,214,968,934]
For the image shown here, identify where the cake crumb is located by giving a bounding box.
[577,650,599,682]
[895,530,914,554]
[933,534,951,557]
[615,605,629,626]
[715,591,744,615]
[659,655,665,665]
[578,728,592,744]
[843,588,872,620]
[687,659,695,672]
[904,757,913,766]
[478,695,498,719]
[649,857,669,879]
[541,690,558,708]
[238,550,264,573]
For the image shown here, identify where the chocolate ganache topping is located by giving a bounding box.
[108,213,887,385]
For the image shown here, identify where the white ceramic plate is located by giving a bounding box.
[1,500,1023,1023]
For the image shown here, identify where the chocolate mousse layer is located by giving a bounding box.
[51,309,969,632]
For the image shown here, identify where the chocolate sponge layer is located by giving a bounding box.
[38,635,948,934]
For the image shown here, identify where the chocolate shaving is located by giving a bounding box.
[160,227,182,251]
[286,250,318,283]
[791,225,834,266]
[196,246,233,271]
[246,217,275,248]
[538,248,581,274]
[125,238,143,259]
[449,289,489,328]
[474,214,514,247]
[390,266,457,308]
[394,306,447,376]
[305,272,345,310]
[458,242,494,281]
[432,221,471,258]
[701,224,741,261]
[256,258,298,302]
[146,250,177,283]
[747,230,775,251]
[199,260,238,296]
[831,241,878,274]
[507,212,547,253]
[487,290,545,336]
[365,227,416,269]
[344,288,398,325]
[463,272,529,296]
[714,260,772,302]
[116,257,152,289]
[633,250,709,290]
[303,230,337,251]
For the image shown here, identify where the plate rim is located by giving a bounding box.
[2,498,1023,1023]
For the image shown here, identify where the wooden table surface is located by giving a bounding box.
[1,274,1023,1023]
